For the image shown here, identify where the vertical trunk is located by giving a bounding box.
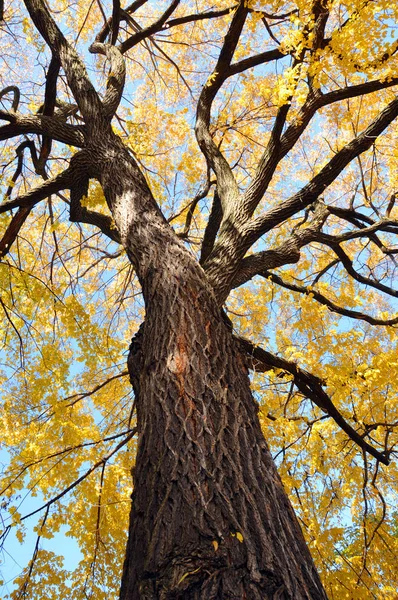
[95,135,328,599]
[120,264,327,599]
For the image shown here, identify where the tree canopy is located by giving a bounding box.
[1,0,398,598]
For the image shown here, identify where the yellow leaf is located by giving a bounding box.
[177,567,201,585]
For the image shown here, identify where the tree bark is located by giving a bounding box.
[4,3,397,598]
[87,131,327,599]
[121,265,327,599]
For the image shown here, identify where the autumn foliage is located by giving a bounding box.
[1,0,398,598]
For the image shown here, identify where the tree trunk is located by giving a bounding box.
[94,133,328,599]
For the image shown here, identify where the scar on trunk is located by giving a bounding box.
[167,332,189,399]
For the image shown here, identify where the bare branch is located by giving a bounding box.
[0,85,20,113]
[119,0,180,54]
[236,336,390,465]
[165,5,236,30]
[244,94,398,247]
[13,428,137,524]
[95,0,148,43]
[317,236,398,299]
[261,271,398,326]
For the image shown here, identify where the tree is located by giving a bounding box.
[1,0,398,598]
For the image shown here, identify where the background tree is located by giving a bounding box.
[1,0,398,598]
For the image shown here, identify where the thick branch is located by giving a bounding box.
[0,78,62,257]
[325,206,398,239]
[236,336,390,465]
[24,0,104,126]
[0,85,20,114]
[6,141,40,198]
[70,206,120,243]
[251,0,329,215]
[325,205,398,255]
[327,205,375,227]
[232,202,329,288]
[231,244,301,289]
[228,48,285,76]
[0,168,72,215]
[202,197,326,304]
[0,168,73,257]
[279,79,398,164]
[244,94,398,246]
[195,2,248,215]
[69,178,121,244]
[201,69,398,303]
[199,190,223,265]
[89,43,126,119]
[240,1,329,217]
[243,80,398,219]
[111,0,121,45]
[165,5,236,30]
[332,219,398,243]
[0,207,32,258]
[0,114,84,146]
[37,54,61,173]
[0,141,43,257]
[322,77,398,106]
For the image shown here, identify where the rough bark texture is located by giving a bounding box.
[119,247,327,599]
[4,2,398,598]
[86,135,329,600]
